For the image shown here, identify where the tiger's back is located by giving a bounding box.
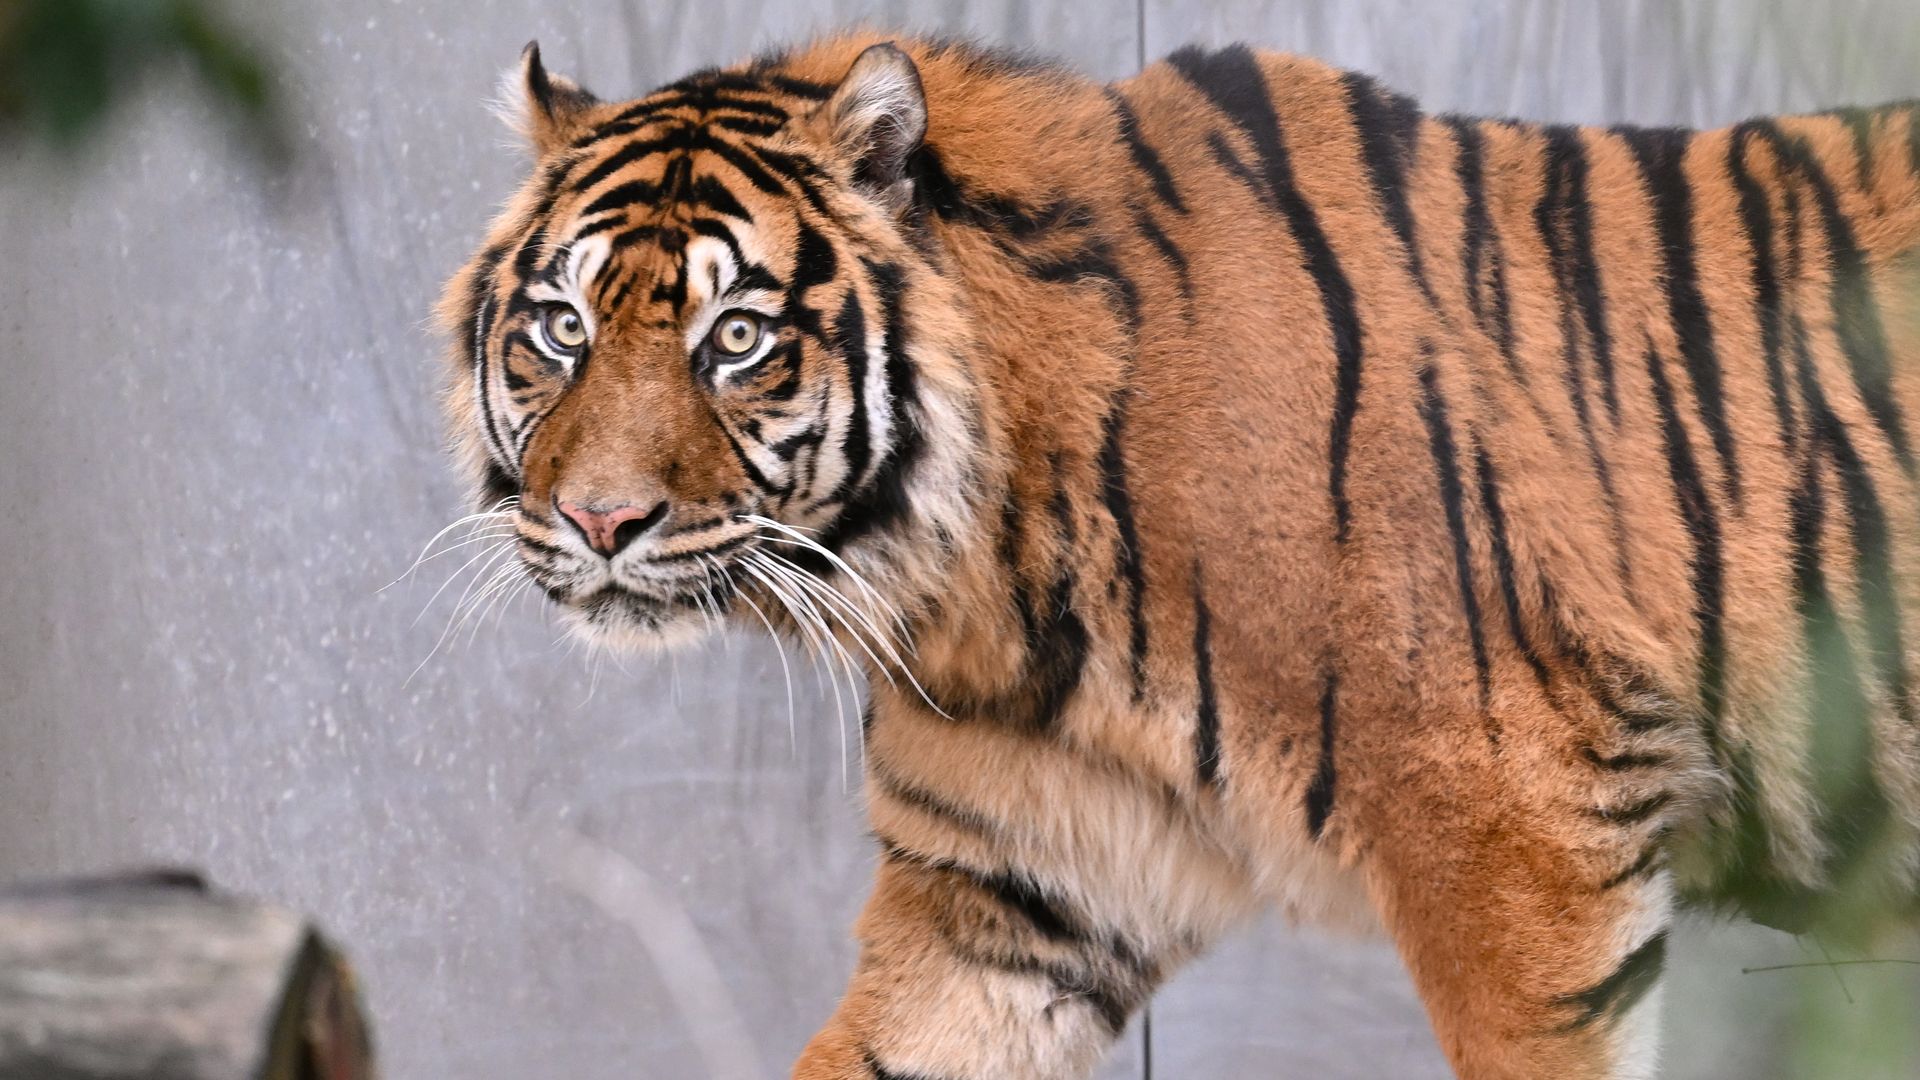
[1104,47,1920,922]
[440,33,1920,1079]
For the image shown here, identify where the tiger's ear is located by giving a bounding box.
[502,41,598,155]
[810,43,927,216]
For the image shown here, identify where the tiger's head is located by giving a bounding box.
[437,38,980,650]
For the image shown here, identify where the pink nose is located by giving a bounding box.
[556,498,669,558]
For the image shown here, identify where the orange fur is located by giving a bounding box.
[438,34,1920,1079]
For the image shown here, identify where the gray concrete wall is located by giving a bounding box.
[2,2,1917,1077]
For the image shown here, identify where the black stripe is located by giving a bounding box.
[508,224,548,285]
[1539,126,1619,423]
[1106,87,1187,212]
[1781,308,1900,896]
[1417,364,1493,723]
[1805,363,1915,726]
[1192,563,1221,787]
[1342,71,1431,298]
[1555,931,1667,1030]
[1727,122,1799,459]
[1445,117,1517,367]
[1170,45,1365,545]
[753,340,805,404]
[908,146,1093,239]
[1835,107,1876,187]
[757,71,836,101]
[472,297,517,474]
[1590,792,1673,825]
[1539,127,1633,589]
[1474,449,1551,688]
[686,217,746,266]
[660,154,695,204]
[818,259,925,553]
[1643,343,1729,748]
[1623,126,1743,506]
[791,219,837,291]
[689,174,753,220]
[829,290,873,499]
[1599,844,1665,890]
[649,533,753,562]
[649,258,690,314]
[763,422,822,463]
[1132,206,1194,303]
[1206,130,1269,208]
[702,137,787,194]
[580,178,661,218]
[1025,497,1091,734]
[1762,122,1915,475]
[608,222,683,259]
[567,214,626,243]
[1023,242,1142,332]
[1098,390,1150,700]
[785,219,837,345]
[1581,746,1670,771]
[717,419,777,494]
[881,842,1083,943]
[599,89,792,129]
[571,130,698,194]
[871,763,1004,840]
[1306,669,1338,839]
[603,272,637,312]
[477,461,517,507]
[703,114,785,138]
[516,534,566,561]
[748,143,841,221]
[571,127,787,200]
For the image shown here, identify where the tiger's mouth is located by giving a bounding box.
[512,509,914,669]
[529,536,749,648]
[561,580,734,646]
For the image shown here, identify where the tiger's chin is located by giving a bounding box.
[553,586,722,655]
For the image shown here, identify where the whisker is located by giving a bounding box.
[748,554,871,780]
[461,558,531,646]
[408,537,515,630]
[738,515,909,643]
[384,497,521,591]
[405,539,520,685]
[738,557,860,787]
[748,543,950,721]
[751,551,898,686]
[403,538,518,680]
[384,526,519,594]
[726,566,799,754]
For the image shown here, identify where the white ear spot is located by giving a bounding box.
[815,43,928,215]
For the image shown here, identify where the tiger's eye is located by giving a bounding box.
[711,311,763,356]
[542,305,587,351]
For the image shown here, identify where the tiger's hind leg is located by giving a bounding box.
[1362,750,1678,1080]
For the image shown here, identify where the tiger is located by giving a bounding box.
[435,30,1920,1080]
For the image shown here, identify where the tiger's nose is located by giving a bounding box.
[556,498,670,558]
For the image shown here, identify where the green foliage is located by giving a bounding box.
[0,0,282,159]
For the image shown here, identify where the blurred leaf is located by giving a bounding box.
[0,0,285,162]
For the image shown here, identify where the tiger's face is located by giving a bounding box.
[439,42,946,649]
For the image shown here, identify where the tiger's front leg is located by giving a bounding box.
[795,697,1256,1080]
[793,849,1149,1080]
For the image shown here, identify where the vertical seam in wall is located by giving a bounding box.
[1142,1005,1153,1079]
[1136,0,1147,71]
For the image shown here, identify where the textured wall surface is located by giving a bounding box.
[2,2,1918,1078]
